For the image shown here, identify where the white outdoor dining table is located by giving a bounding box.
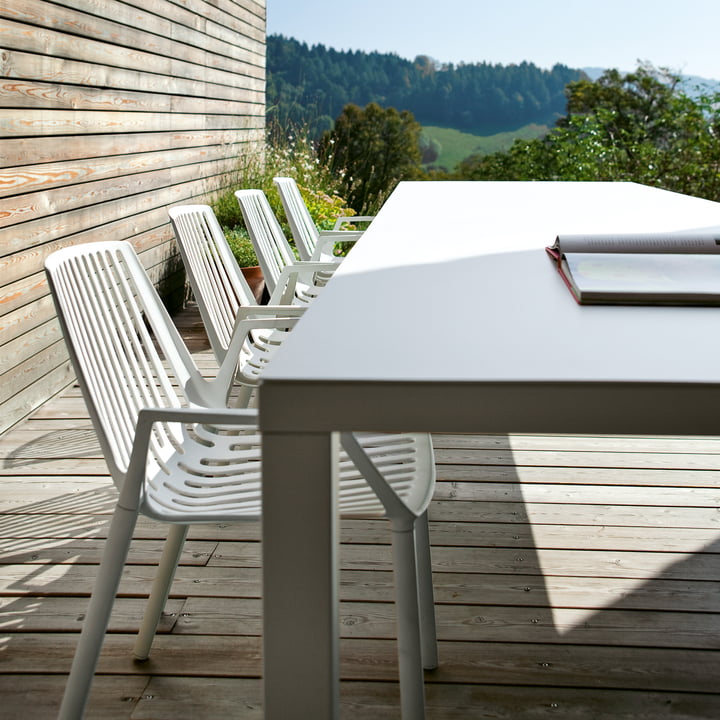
[258,181,720,718]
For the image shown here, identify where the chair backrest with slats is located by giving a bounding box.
[45,241,202,485]
[273,177,319,261]
[235,189,297,293]
[169,205,256,363]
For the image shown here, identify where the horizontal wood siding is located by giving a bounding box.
[0,0,266,433]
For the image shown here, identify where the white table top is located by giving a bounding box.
[262,181,720,387]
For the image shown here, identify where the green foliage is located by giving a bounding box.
[319,102,423,213]
[456,64,720,202]
[211,128,356,265]
[299,184,355,230]
[267,34,585,136]
[224,227,258,268]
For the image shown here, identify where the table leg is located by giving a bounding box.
[262,430,339,719]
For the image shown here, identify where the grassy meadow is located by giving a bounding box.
[422,123,549,171]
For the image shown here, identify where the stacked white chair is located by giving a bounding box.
[235,189,341,303]
[168,204,306,406]
[47,239,437,719]
[273,175,373,262]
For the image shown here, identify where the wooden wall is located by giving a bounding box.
[0,0,266,434]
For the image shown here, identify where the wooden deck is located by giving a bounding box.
[1,307,720,718]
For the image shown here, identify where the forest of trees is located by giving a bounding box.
[267,34,587,135]
[457,65,720,203]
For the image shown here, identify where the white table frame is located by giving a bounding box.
[259,181,720,718]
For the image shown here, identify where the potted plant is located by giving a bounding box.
[226,227,265,303]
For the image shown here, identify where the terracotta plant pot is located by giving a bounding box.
[241,265,266,304]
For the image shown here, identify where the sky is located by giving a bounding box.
[267,0,720,82]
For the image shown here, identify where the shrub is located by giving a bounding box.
[224,227,258,268]
[211,126,356,266]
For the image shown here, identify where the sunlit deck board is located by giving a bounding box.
[1,306,719,718]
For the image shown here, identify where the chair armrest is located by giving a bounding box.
[214,315,302,394]
[332,215,374,230]
[270,262,340,305]
[233,305,306,321]
[137,406,257,426]
[311,233,362,262]
[317,230,364,239]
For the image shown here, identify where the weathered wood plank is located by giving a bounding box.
[0,129,263,168]
[433,433,720,451]
[0,538,218,566]
[0,596,184,632]
[206,540,720,581]
[171,595,720,649]
[435,448,720,470]
[436,463,720,486]
[433,481,720,505]
[0,174,241,284]
[4,562,720,614]
[6,633,717,694]
[4,673,720,720]
[429,498,720,527]
[0,675,148,720]
[0,72,264,112]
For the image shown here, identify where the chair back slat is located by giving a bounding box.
[169,205,255,361]
[45,241,200,482]
[273,177,319,261]
[235,189,296,293]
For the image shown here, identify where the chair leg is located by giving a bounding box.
[58,506,139,720]
[231,382,254,408]
[391,521,426,719]
[414,511,438,670]
[133,523,189,660]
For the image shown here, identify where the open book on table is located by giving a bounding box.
[545,230,720,305]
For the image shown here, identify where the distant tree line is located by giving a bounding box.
[309,65,720,216]
[267,34,586,135]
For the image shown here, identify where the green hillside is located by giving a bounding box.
[422,124,549,171]
[268,35,584,136]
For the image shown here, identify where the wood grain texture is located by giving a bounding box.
[0,0,266,433]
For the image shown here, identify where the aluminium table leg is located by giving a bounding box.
[262,430,340,719]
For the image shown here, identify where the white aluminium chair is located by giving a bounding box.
[168,204,306,406]
[235,189,340,304]
[46,240,437,719]
[273,176,373,262]
[171,202,439,717]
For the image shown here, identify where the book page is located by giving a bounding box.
[563,252,720,298]
[555,229,720,254]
